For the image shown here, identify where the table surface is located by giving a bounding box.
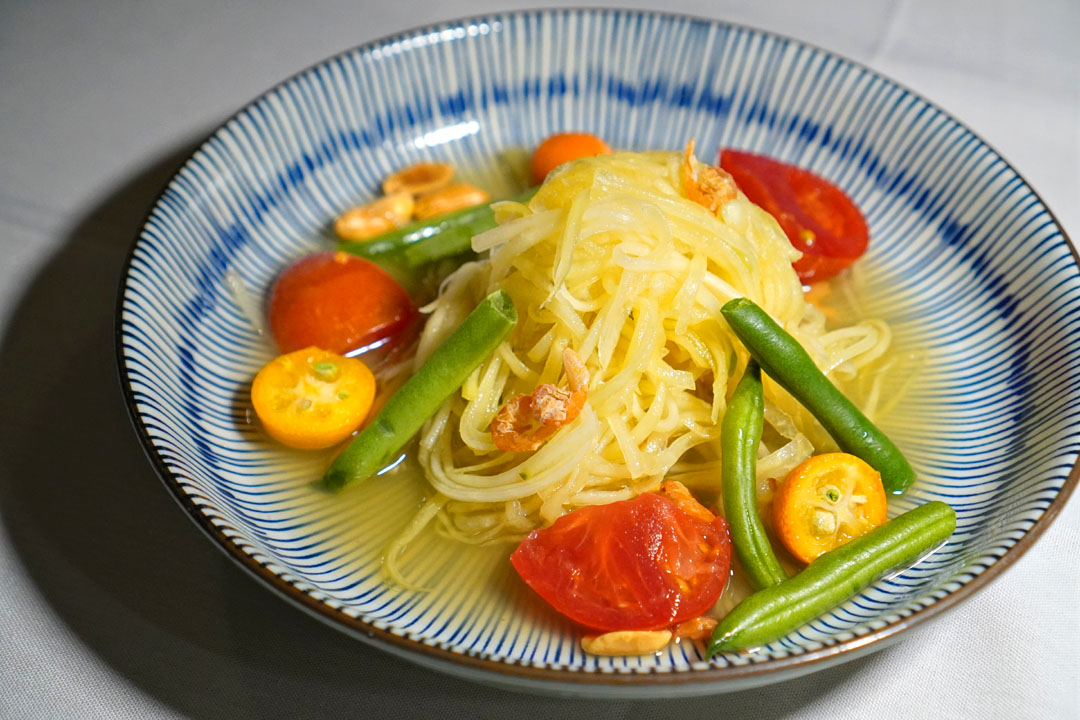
[1,1,1077,718]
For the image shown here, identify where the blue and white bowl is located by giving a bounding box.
[117,9,1079,696]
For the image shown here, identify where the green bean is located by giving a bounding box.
[721,360,786,589]
[323,290,517,491]
[340,203,492,268]
[720,297,916,494]
[338,188,538,269]
[708,501,955,653]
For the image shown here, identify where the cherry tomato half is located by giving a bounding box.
[719,150,869,283]
[510,483,731,632]
[269,251,417,356]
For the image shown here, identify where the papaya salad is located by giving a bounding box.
[247,132,955,657]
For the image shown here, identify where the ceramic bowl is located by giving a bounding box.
[117,8,1079,697]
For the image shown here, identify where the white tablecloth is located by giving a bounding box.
[1,1,1077,717]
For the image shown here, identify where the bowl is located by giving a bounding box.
[116,8,1080,697]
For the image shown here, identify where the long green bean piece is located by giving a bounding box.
[338,188,538,269]
[721,360,787,589]
[709,501,956,653]
[323,290,517,491]
[721,297,916,494]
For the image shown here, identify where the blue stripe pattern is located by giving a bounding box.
[118,9,1079,686]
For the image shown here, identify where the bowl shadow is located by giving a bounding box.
[0,142,891,718]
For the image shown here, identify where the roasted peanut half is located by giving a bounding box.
[383,162,454,196]
[580,630,672,656]
[334,192,414,241]
[414,183,491,220]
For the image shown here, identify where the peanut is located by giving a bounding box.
[383,162,454,196]
[334,192,414,241]
[414,183,490,220]
[580,630,672,656]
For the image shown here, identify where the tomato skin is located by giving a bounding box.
[269,251,417,356]
[510,492,731,632]
[719,150,869,283]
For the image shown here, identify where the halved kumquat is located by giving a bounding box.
[251,347,376,449]
[772,452,888,563]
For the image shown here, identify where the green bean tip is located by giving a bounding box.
[322,467,348,492]
[720,296,751,315]
[706,632,748,656]
[488,289,518,323]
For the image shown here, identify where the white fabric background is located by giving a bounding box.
[1,1,1077,717]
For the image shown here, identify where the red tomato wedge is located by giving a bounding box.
[510,484,731,632]
[269,251,417,356]
[719,150,869,283]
